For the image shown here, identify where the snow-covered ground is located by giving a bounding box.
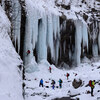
[0,6,23,100]
[25,59,100,100]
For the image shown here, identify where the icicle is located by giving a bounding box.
[31,9,38,50]
[74,20,82,65]
[55,16,60,64]
[82,22,88,51]
[47,14,54,59]
[53,14,57,39]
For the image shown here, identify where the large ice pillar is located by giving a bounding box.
[23,6,38,72]
[23,14,33,67]
[74,20,82,65]
[37,15,47,62]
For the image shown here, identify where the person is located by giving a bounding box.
[27,50,30,55]
[66,73,69,80]
[51,80,55,89]
[39,79,43,87]
[58,79,63,88]
[89,80,95,96]
[49,66,52,73]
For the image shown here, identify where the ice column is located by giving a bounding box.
[74,20,82,65]
[23,7,38,72]
[37,15,47,62]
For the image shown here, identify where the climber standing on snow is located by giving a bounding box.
[89,80,95,96]
[39,79,43,87]
[58,79,63,88]
[51,80,55,89]
[49,66,52,73]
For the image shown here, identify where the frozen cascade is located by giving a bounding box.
[75,20,82,65]
[37,15,47,62]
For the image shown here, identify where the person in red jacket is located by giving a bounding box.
[49,66,52,73]
[66,73,69,80]
[27,50,30,55]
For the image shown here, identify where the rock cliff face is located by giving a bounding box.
[0,0,100,72]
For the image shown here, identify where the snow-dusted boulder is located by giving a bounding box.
[72,79,82,89]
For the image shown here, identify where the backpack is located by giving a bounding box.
[67,73,69,77]
[53,81,56,84]
[89,80,92,87]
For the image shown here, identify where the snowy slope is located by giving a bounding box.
[0,6,23,100]
[24,59,100,100]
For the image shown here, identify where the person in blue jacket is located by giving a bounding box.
[58,79,63,88]
[39,79,43,87]
[51,80,56,89]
